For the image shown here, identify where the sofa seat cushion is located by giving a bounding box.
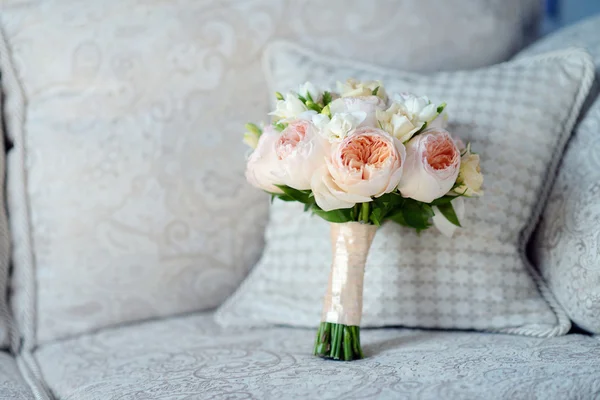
[0,352,34,399]
[34,313,600,400]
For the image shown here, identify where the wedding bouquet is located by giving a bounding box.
[243,79,483,361]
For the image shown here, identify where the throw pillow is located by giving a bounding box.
[518,15,600,334]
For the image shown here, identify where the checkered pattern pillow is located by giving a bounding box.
[216,41,594,337]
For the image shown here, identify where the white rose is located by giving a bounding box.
[275,119,329,190]
[329,96,386,128]
[337,78,387,102]
[312,112,366,143]
[376,93,444,143]
[432,197,465,237]
[398,128,461,203]
[269,92,309,122]
[245,125,283,193]
[311,127,405,211]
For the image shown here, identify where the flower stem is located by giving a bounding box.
[361,202,370,223]
[313,322,364,361]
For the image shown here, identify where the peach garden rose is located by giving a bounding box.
[276,120,330,191]
[398,128,461,203]
[311,127,405,211]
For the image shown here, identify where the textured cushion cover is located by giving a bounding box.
[0,91,13,347]
[33,312,600,400]
[0,352,34,400]
[517,15,600,334]
[0,0,537,347]
[216,42,595,337]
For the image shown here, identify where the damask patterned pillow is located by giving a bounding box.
[0,0,538,348]
[215,41,595,337]
[516,15,600,334]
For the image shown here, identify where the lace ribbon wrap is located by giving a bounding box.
[321,222,377,326]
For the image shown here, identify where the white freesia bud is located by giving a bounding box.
[312,112,366,143]
[311,127,405,211]
[297,81,322,102]
[453,144,483,196]
[398,128,461,203]
[329,96,386,128]
[243,123,262,149]
[337,78,387,102]
[245,126,283,193]
[275,119,330,190]
[377,93,444,143]
[269,92,308,122]
[432,197,465,238]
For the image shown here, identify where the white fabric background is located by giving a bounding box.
[0,0,540,346]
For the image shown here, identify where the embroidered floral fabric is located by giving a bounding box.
[34,312,600,400]
[518,15,600,334]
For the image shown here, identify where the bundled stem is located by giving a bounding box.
[313,322,364,361]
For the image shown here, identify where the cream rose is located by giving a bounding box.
[245,125,283,194]
[337,78,387,102]
[398,128,461,203]
[376,93,444,143]
[275,120,329,190]
[329,95,386,128]
[453,144,483,196]
[311,127,406,211]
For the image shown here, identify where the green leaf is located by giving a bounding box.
[297,94,307,103]
[436,202,462,227]
[306,100,322,113]
[436,102,446,114]
[275,92,284,101]
[350,204,359,221]
[369,208,383,226]
[388,210,409,227]
[267,192,295,202]
[275,185,314,204]
[372,86,380,96]
[305,91,314,103]
[401,201,433,230]
[322,91,332,106]
[312,207,354,223]
[430,195,457,206]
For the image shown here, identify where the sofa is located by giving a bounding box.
[0,2,599,399]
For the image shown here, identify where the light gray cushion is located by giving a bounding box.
[0,352,33,400]
[517,15,600,334]
[516,14,600,110]
[33,312,600,400]
[216,42,595,337]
